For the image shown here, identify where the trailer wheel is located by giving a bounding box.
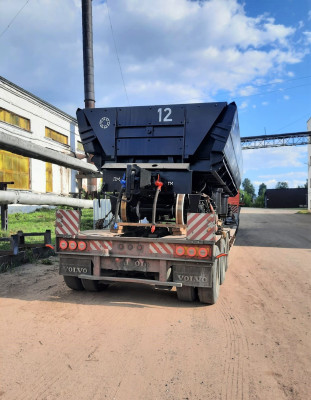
[81,279,104,292]
[63,276,84,291]
[198,247,220,304]
[176,286,197,302]
[218,238,226,285]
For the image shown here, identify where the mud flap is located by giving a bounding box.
[59,257,92,276]
[173,265,212,288]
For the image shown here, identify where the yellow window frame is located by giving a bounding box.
[45,127,68,145]
[46,162,53,193]
[0,108,30,131]
[0,150,30,189]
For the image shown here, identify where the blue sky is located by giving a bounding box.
[0,0,310,192]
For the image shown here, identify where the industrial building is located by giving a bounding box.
[0,76,86,196]
[265,188,307,209]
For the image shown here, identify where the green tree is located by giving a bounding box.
[258,183,267,197]
[240,190,253,207]
[275,181,289,189]
[254,194,265,208]
[298,179,308,189]
[242,178,255,199]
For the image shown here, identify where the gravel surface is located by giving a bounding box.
[0,208,310,400]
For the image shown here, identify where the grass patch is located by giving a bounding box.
[0,208,94,250]
[296,210,311,214]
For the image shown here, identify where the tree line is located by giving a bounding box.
[240,178,308,207]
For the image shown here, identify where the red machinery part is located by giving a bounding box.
[155,174,163,190]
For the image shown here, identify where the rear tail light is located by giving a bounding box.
[187,247,196,257]
[175,245,211,259]
[198,248,208,258]
[78,241,87,251]
[59,240,68,250]
[68,240,77,250]
[175,246,185,256]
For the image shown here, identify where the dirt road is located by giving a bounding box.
[0,209,310,400]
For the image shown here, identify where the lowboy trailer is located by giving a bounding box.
[56,102,242,304]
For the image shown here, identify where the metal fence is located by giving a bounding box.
[93,199,112,229]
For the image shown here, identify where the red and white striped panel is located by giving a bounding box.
[88,240,112,252]
[149,242,174,255]
[230,205,239,214]
[186,213,216,241]
[55,210,80,235]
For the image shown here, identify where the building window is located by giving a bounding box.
[45,127,68,145]
[0,150,30,189]
[77,141,84,152]
[46,162,53,192]
[0,108,30,131]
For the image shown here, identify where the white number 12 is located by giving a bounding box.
[158,108,172,122]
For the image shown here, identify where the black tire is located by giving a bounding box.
[218,238,226,285]
[81,279,103,292]
[198,246,220,305]
[63,275,84,291]
[176,286,197,302]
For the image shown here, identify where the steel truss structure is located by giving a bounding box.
[241,131,311,150]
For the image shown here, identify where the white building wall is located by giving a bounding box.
[31,159,46,192]
[0,77,86,195]
[307,118,311,211]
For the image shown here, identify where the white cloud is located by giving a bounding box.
[283,95,290,100]
[254,175,307,189]
[0,0,307,113]
[303,31,311,44]
[243,147,308,178]
[240,101,248,109]
[298,21,304,29]
[258,171,307,179]
[262,101,269,106]
[244,147,307,169]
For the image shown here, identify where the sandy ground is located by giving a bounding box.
[0,208,310,400]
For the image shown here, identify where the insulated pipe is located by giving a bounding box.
[0,132,98,173]
[0,191,93,208]
[82,0,95,109]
